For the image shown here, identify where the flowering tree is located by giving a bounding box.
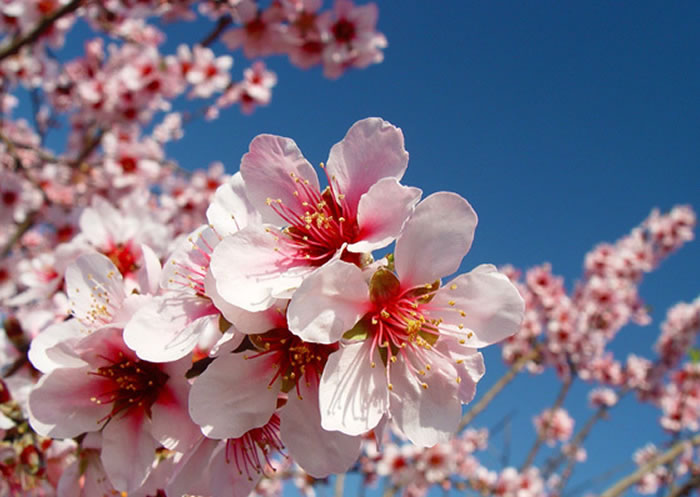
[1,2,699,497]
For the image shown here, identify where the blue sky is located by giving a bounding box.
[16,1,700,494]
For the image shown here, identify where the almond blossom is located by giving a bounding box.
[287,192,525,445]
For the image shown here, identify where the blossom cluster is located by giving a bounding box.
[1,118,524,496]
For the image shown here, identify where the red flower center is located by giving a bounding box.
[89,353,169,420]
[332,19,356,43]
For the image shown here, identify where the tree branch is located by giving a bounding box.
[458,348,539,430]
[200,16,233,47]
[0,0,85,62]
[599,434,700,497]
[520,375,574,470]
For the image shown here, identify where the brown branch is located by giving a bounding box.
[520,375,574,470]
[200,16,233,47]
[0,0,85,62]
[664,474,700,497]
[458,348,540,430]
[599,434,700,497]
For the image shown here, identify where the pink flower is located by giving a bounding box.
[28,326,198,492]
[287,192,524,445]
[189,320,363,477]
[533,407,574,446]
[317,0,387,79]
[210,117,420,311]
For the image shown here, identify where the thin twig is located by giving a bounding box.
[663,474,700,497]
[458,348,539,430]
[598,434,700,497]
[521,375,574,470]
[0,0,85,62]
[334,473,345,497]
[200,16,233,47]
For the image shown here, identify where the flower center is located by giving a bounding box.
[105,242,138,276]
[332,19,356,43]
[267,171,359,266]
[89,353,169,421]
[248,327,337,398]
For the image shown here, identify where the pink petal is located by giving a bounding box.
[326,118,409,218]
[210,226,313,311]
[166,436,218,497]
[135,243,162,295]
[435,342,485,403]
[319,341,389,436]
[287,260,369,344]
[206,172,262,236]
[189,353,280,439]
[348,178,421,253]
[150,360,200,452]
[101,411,159,492]
[205,271,285,334]
[240,134,319,226]
[389,358,461,447]
[66,253,127,327]
[28,366,111,438]
[209,442,261,497]
[123,295,217,362]
[429,264,525,347]
[28,320,86,373]
[395,192,478,287]
[280,378,362,478]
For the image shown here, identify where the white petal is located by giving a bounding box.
[429,265,525,347]
[348,178,421,253]
[210,226,312,311]
[288,260,369,344]
[240,134,319,226]
[319,342,389,436]
[326,118,409,218]
[189,353,280,439]
[66,253,126,327]
[395,192,477,287]
[28,366,110,438]
[101,412,159,492]
[28,320,86,373]
[124,295,217,362]
[281,379,362,477]
[206,172,262,236]
[389,358,461,447]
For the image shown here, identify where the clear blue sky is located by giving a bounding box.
[22,1,700,494]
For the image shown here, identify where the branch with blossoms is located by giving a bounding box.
[2,2,700,497]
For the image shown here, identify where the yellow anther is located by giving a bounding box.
[450,284,457,290]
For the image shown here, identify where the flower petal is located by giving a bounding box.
[430,265,525,347]
[348,178,421,253]
[124,294,217,362]
[101,411,159,492]
[395,192,477,287]
[210,226,313,311]
[206,172,262,236]
[240,134,319,226]
[66,253,126,327]
[389,358,461,447]
[288,260,369,344]
[281,378,362,478]
[326,118,409,217]
[189,353,280,439]
[319,341,388,436]
[28,366,110,438]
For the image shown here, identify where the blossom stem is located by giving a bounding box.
[0,0,86,62]
[598,433,700,497]
[520,375,574,470]
[458,348,540,430]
